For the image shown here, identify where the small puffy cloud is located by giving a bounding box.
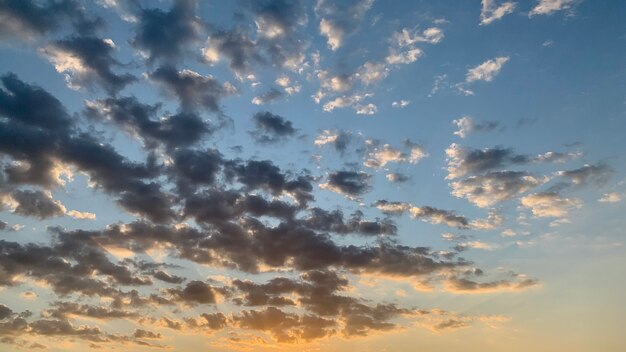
[130,0,203,63]
[391,27,445,47]
[251,88,283,105]
[598,192,622,203]
[316,0,374,51]
[314,130,351,154]
[364,142,428,168]
[320,171,372,199]
[450,171,547,208]
[275,76,301,95]
[356,62,389,86]
[445,275,539,294]
[445,144,529,179]
[392,100,411,108]
[374,200,470,229]
[2,190,96,220]
[466,56,510,83]
[456,241,498,251]
[480,0,517,25]
[66,210,97,220]
[355,103,378,115]
[386,173,410,183]
[529,0,577,17]
[148,66,237,113]
[453,116,499,138]
[386,48,423,65]
[556,163,612,187]
[322,93,374,114]
[41,36,135,94]
[249,111,297,144]
[521,192,582,217]
[533,151,582,163]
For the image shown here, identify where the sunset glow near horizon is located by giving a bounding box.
[0,0,625,351]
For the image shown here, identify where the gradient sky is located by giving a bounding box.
[0,0,625,351]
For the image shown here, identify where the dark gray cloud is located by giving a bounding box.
[133,329,161,339]
[302,208,397,236]
[249,111,296,144]
[0,0,102,39]
[168,280,218,305]
[45,302,138,320]
[373,200,470,229]
[8,189,65,219]
[41,36,136,94]
[153,270,185,284]
[252,87,283,105]
[557,163,612,187]
[229,270,415,341]
[203,0,307,75]
[225,159,314,204]
[148,65,236,112]
[0,72,72,132]
[320,171,372,199]
[86,96,213,149]
[131,0,203,63]
[446,144,530,179]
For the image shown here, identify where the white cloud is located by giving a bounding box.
[314,130,339,146]
[521,192,582,217]
[529,0,577,16]
[67,210,97,220]
[355,103,378,115]
[598,192,622,203]
[480,0,517,25]
[466,56,510,83]
[392,27,445,47]
[392,100,411,108]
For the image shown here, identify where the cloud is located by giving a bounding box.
[529,0,577,17]
[450,171,547,208]
[2,189,94,220]
[249,111,297,144]
[386,173,410,183]
[251,88,284,105]
[0,0,102,40]
[521,192,582,217]
[445,143,529,179]
[130,0,203,63]
[202,0,307,76]
[320,171,372,199]
[445,275,539,293]
[314,130,352,155]
[392,100,411,108]
[598,192,622,203]
[374,200,470,229]
[465,56,510,83]
[556,163,612,187]
[453,116,499,138]
[480,0,517,25]
[168,281,219,305]
[322,93,375,114]
[148,66,237,112]
[41,36,136,94]
[85,96,213,149]
[315,0,374,51]
[364,142,428,168]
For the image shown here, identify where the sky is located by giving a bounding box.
[0,0,625,351]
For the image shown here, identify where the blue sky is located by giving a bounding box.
[0,1,625,351]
